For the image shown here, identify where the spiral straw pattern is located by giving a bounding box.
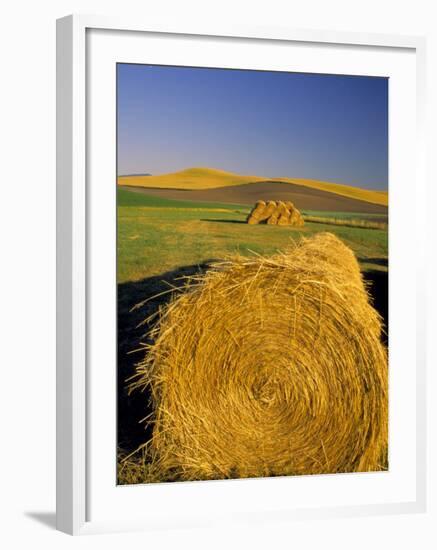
[132,233,388,481]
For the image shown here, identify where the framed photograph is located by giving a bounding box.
[56,14,427,535]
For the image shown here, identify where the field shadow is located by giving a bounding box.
[118,260,388,453]
[362,269,388,344]
[118,261,215,452]
[200,218,246,224]
[359,257,388,268]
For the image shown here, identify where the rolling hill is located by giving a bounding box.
[120,182,387,214]
[118,167,388,207]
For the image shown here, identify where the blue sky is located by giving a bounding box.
[117,64,388,190]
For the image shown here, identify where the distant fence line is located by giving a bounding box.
[302,215,388,231]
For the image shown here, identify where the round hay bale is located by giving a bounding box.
[266,206,280,224]
[283,200,305,227]
[132,233,388,481]
[256,200,277,223]
[247,200,266,224]
[289,207,305,227]
[277,215,289,226]
[276,201,290,225]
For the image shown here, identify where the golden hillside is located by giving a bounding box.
[118,167,388,207]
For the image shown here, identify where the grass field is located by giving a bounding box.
[117,188,388,284]
[118,167,388,207]
[117,187,388,468]
[118,186,248,211]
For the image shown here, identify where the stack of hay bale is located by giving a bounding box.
[247,200,304,226]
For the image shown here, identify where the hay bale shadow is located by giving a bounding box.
[200,219,246,224]
[362,269,388,345]
[117,261,216,452]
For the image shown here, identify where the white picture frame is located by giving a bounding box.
[56,14,427,535]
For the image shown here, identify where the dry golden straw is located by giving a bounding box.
[247,200,304,226]
[247,200,277,224]
[130,233,388,482]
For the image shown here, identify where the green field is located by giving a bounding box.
[117,189,388,284]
